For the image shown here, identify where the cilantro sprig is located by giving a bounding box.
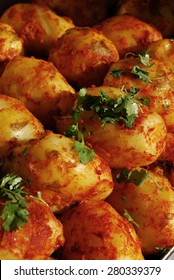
[0,174,47,232]
[116,168,149,186]
[0,174,29,232]
[65,88,95,164]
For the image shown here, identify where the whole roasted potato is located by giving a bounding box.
[0,196,64,260]
[3,131,114,212]
[147,39,174,78]
[0,3,74,56]
[49,27,119,89]
[95,15,162,58]
[34,0,112,27]
[0,56,76,128]
[56,86,167,169]
[59,200,144,260]
[116,0,174,38]
[0,94,44,157]
[0,22,24,62]
[106,168,174,255]
[104,56,174,131]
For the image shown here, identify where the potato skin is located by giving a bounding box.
[0,3,74,56]
[0,56,76,128]
[0,198,64,260]
[3,131,114,213]
[58,86,166,169]
[0,94,45,157]
[59,200,144,260]
[49,27,119,89]
[106,169,174,255]
[0,22,24,62]
[95,15,162,58]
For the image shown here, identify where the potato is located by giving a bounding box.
[0,56,76,128]
[59,200,144,260]
[34,0,112,27]
[147,39,174,74]
[106,168,174,255]
[0,22,24,62]
[0,3,75,56]
[48,27,119,89]
[104,56,174,131]
[55,86,167,169]
[0,197,64,260]
[95,15,162,58]
[116,0,174,38]
[0,94,44,157]
[3,131,114,213]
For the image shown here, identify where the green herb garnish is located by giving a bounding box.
[110,51,152,83]
[116,168,149,186]
[65,87,141,163]
[110,69,124,78]
[0,174,29,232]
[138,97,151,106]
[138,51,153,67]
[131,65,151,83]
[123,209,139,228]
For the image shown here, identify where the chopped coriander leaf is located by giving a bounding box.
[0,174,29,232]
[81,90,139,128]
[65,124,78,138]
[110,69,124,78]
[123,209,139,228]
[73,141,94,164]
[116,168,149,186]
[131,66,151,83]
[1,201,29,232]
[163,104,169,110]
[127,87,140,95]
[138,97,151,106]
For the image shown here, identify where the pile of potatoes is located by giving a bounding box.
[0,0,174,260]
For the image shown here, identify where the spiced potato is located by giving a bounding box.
[0,56,76,128]
[56,86,167,169]
[0,197,64,260]
[49,27,119,89]
[0,94,44,157]
[0,3,75,56]
[104,56,174,131]
[106,168,174,255]
[59,200,144,260]
[0,22,24,62]
[95,15,162,58]
[3,131,114,213]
